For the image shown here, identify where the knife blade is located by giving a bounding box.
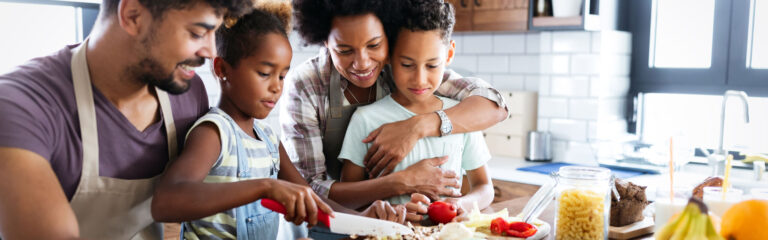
[261,199,414,236]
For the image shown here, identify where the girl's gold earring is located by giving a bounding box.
[222,77,227,81]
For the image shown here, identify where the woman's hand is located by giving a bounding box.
[265,179,334,227]
[404,193,430,222]
[394,157,462,200]
[360,200,406,224]
[362,116,426,177]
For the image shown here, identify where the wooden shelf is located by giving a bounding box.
[531,16,583,27]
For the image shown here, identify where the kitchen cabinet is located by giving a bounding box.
[447,0,529,32]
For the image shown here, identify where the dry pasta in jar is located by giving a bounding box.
[555,189,606,240]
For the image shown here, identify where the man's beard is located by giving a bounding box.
[130,56,204,95]
[130,25,205,95]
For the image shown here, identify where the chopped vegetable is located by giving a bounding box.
[490,217,509,235]
[428,201,457,224]
[506,221,538,238]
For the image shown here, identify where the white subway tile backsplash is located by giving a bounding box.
[588,119,628,141]
[537,118,550,131]
[509,55,540,74]
[538,97,568,118]
[492,74,525,91]
[570,54,600,75]
[552,32,591,53]
[600,54,631,76]
[450,55,478,73]
[524,75,544,92]
[476,74,494,85]
[598,97,626,121]
[463,35,494,53]
[534,75,550,96]
[549,119,588,141]
[569,98,599,120]
[452,34,464,53]
[525,33,541,53]
[551,139,569,162]
[493,34,526,54]
[590,76,630,97]
[592,31,632,54]
[561,141,597,163]
[478,55,510,73]
[550,76,589,97]
[540,55,570,74]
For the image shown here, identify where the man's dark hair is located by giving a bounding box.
[292,0,402,46]
[102,0,252,19]
[216,3,292,68]
[400,0,455,45]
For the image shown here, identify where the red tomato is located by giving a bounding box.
[506,221,538,238]
[490,217,509,235]
[427,201,457,224]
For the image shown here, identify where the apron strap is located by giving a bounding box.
[71,39,100,177]
[156,88,178,163]
[328,69,343,119]
[71,39,177,177]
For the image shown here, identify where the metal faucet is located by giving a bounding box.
[710,90,750,176]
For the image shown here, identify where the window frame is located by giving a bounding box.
[727,0,768,88]
[0,0,100,41]
[630,0,768,97]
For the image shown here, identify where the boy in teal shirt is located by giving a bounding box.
[338,0,494,221]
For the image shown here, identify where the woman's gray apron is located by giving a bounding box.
[321,68,386,180]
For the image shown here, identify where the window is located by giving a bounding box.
[748,0,768,69]
[649,0,716,69]
[630,0,768,97]
[0,0,99,73]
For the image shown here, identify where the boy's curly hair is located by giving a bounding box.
[216,1,293,67]
[401,0,455,44]
[292,0,402,46]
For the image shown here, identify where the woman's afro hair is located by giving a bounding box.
[292,0,402,45]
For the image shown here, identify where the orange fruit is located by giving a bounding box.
[720,199,768,240]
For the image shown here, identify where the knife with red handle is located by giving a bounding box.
[260,198,414,236]
[261,198,330,227]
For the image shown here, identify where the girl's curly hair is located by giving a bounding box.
[216,1,292,67]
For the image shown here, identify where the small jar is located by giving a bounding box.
[553,166,611,240]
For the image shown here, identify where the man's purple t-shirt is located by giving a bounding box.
[0,44,209,200]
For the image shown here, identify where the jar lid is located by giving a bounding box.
[557,166,611,180]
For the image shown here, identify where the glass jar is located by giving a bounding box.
[553,166,612,240]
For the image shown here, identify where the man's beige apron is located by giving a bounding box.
[321,68,385,180]
[68,39,177,240]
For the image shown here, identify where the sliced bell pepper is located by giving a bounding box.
[506,221,537,238]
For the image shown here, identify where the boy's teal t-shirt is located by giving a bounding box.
[338,95,491,205]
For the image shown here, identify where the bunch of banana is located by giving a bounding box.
[655,197,723,240]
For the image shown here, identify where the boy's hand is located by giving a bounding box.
[405,193,430,222]
[265,179,334,227]
[360,200,406,224]
[441,198,467,222]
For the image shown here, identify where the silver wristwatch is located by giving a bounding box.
[435,110,452,137]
